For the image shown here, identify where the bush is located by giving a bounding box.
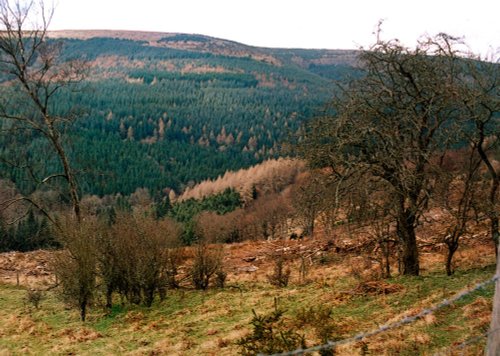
[295,305,337,356]
[52,217,99,321]
[191,243,223,290]
[267,256,291,288]
[164,247,186,289]
[237,300,306,355]
[25,288,43,309]
[215,269,227,289]
[102,213,182,307]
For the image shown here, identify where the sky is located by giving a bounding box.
[50,0,499,57]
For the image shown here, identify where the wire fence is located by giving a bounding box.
[262,274,498,356]
[432,327,500,356]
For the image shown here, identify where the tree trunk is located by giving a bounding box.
[80,299,87,322]
[309,215,315,239]
[489,177,499,256]
[476,123,499,255]
[106,286,113,309]
[397,211,419,276]
[445,244,458,276]
[491,213,499,257]
[382,238,391,278]
[48,127,81,222]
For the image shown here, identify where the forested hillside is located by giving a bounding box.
[0,30,359,197]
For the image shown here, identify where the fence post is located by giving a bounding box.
[487,245,500,355]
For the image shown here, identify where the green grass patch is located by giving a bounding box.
[0,260,496,355]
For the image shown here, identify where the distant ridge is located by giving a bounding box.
[47,29,359,67]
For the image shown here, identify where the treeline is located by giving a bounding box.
[0,210,56,252]
[0,158,312,251]
[179,158,304,202]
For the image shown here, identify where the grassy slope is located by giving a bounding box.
[0,239,496,355]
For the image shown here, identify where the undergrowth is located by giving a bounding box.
[0,262,495,355]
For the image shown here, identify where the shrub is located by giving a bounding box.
[52,217,99,321]
[191,243,223,290]
[215,269,227,289]
[295,305,337,355]
[104,213,182,307]
[237,300,306,355]
[25,288,43,309]
[164,247,186,289]
[267,256,291,288]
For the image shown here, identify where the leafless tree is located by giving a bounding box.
[52,216,99,321]
[0,0,87,222]
[300,33,495,275]
[456,57,499,252]
[103,213,181,307]
[195,210,240,243]
[433,149,483,275]
[290,171,327,238]
[191,241,224,290]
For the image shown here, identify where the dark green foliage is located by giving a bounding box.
[267,257,291,288]
[0,211,57,252]
[0,36,355,197]
[237,301,306,355]
[308,63,364,81]
[159,34,211,43]
[295,305,338,355]
[169,188,242,244]
[153,196,171,220]
[61,37,208,61]
[170,188,242,222]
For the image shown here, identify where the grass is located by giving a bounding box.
[0,249,496,355]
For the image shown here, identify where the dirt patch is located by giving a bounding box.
[0,215,495,290]
[0,250,54,287]
[353,280,404,296]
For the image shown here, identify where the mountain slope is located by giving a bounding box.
[1,30,360,197]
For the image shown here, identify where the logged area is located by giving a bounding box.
[0,3,498,355]
[0,220,496,355]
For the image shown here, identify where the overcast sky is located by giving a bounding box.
[50,0,499,56]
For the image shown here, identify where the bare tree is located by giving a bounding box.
[191,241,223,290]
[299,33,494,276]
[0,0,87,221]
[195,210,240,243]
[53,216,99,321]
[103,213,181,307]
[457,57,499,252]
[290,171,326,238]
[434,149,482,275]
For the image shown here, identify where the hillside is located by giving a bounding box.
[0,222,495,355]
[0,30,360,197]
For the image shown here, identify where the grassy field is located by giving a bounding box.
[0,237,496,355]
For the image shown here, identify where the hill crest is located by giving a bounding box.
[48,29,359,67]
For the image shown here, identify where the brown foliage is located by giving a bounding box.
[52,217,99,321]
[178,158,305,205]
[195,210,241,243]
[101,213,182,306]
[191,243,224,290]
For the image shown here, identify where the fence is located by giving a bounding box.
[261,274,499,356]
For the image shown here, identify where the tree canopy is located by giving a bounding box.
[299,33,499,276]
